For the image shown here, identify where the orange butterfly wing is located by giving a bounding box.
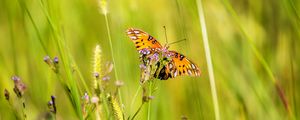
[126,28,162,51]
[157,51,201,80]
[169,51,201,77]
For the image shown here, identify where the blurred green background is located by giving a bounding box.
[0,0,299,119]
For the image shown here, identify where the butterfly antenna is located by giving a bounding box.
[163,26,168,45]
[168,38,187,45]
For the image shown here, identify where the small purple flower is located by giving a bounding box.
[91,96,99,103]
[51,95,55,100]
[161,47,168,53]
[139,64,147,70]
[139,48,150,55]
[44,55,53,66]
[17,83,26,92]
[165,52,174,59]
[53,57,59,64]
[150,53,159,62]
[11,75,26,97]
[82,92,89,102]
[148,96,155,100]
[43,56,51,62]
[161,47,173,58]
[48,95,57,113]
[102,76,110,81]
[11,76,20,82]
[94,72,100,78]
[48,101,53,106]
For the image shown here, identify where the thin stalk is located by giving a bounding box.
[17,0,48,54]
[131,102,145,120]
[21,98,27,119]
[103,12,123,108]
[101,93,111,119]
[130,86,142,114]
[73,64,91,95]
[196,0,220,120]
[7,100,21,119]
[147,82,153,120]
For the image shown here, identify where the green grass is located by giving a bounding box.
[0,0,299,119]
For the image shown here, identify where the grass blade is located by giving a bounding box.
[196,0,220,120]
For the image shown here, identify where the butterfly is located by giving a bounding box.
[126,28,201,80]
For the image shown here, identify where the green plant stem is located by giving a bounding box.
[130,86,142,114]
[21,98,27,120]
[147,82,153,120]
[17,0,48,54]
[6,99,20,119]
[196,0,220,120]
[103,11,123,108]
[131,102,145,120]
[102,93,111,119]
[73,64,91,95]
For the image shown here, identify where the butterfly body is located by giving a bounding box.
[127,28,200,82]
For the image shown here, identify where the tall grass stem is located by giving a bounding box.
[17,0,48,54]
[147,82,153,120]
[103,9,123,106]
[130,86,142,114]
[196,0,220,120]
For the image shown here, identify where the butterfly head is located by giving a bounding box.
[163,44,170,50]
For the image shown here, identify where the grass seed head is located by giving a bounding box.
[93,45,103,90]
[98,0,108,15]
[108,95,123,120]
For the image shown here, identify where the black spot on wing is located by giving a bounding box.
[152,40,157,44]
[175,53,179,58]
[148,36,153,41]
[180,55,185,61]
